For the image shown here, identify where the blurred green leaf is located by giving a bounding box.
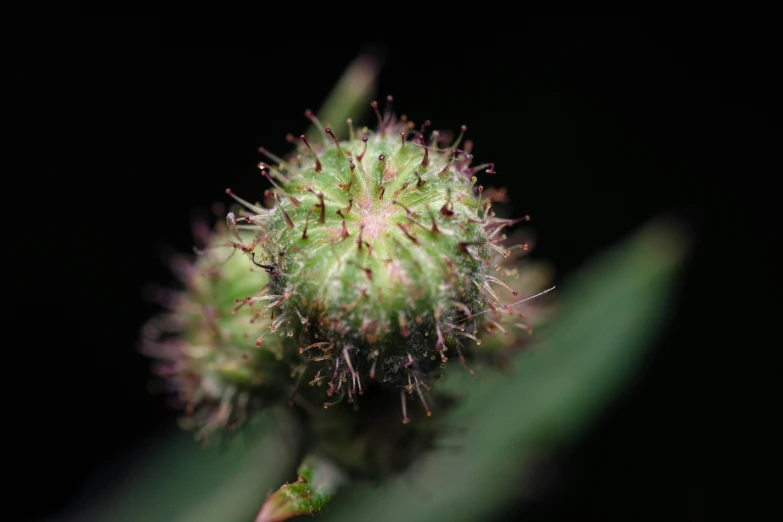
[76,408,301,522]
[304,52,381,143]
[255,454,347,522]
[319,217,689,522]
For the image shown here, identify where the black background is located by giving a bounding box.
[14,16,777,521]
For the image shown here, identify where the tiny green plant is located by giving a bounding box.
[141,93,553,520]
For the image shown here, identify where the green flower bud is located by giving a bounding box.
[141,228,288,441]
[142,98,550,443]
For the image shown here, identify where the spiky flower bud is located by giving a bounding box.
[140,226,287,441]
[142,97,550,466]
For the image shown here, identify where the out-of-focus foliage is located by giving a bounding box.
[69,409,301,522]
[303,52,381,143]
[71,217,687,522]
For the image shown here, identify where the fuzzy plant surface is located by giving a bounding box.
[139,70,555,518]
[147,117,540,408]
[239,103,535,410]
